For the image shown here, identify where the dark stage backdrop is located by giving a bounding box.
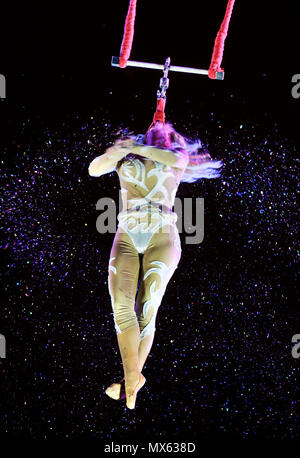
[0,0,299,443]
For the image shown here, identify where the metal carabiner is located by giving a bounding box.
[157,57,171,99]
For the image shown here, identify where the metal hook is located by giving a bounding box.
[157,57,171,99]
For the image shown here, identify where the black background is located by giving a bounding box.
[1,1,299,129]
[0,0,299,444]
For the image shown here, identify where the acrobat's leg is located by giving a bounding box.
[135,223,182,371]
[107,227,145,408]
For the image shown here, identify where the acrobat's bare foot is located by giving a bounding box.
[125,372,146,409]
[105,378,126,401]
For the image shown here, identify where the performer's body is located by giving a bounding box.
[88,122,222,409]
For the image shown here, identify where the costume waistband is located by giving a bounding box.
[124,202,173,214]
[117,202,177,223]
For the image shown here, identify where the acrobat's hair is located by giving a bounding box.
[144,122,223,183]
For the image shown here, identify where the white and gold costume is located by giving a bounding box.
[108,149,183,340]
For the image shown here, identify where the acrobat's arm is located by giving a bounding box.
[88,140,130,177]
[133,145,189,170]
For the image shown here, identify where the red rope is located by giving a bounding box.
[153,98,166,124]
[119,0,137,68]
[146,98,166,133]
[208,0,235,79]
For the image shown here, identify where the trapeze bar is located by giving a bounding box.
[111,56,224,80]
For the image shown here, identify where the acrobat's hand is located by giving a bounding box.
[105,138,133,155]
[114,138,135,149]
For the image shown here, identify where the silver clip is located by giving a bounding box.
[157,57,171,99]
